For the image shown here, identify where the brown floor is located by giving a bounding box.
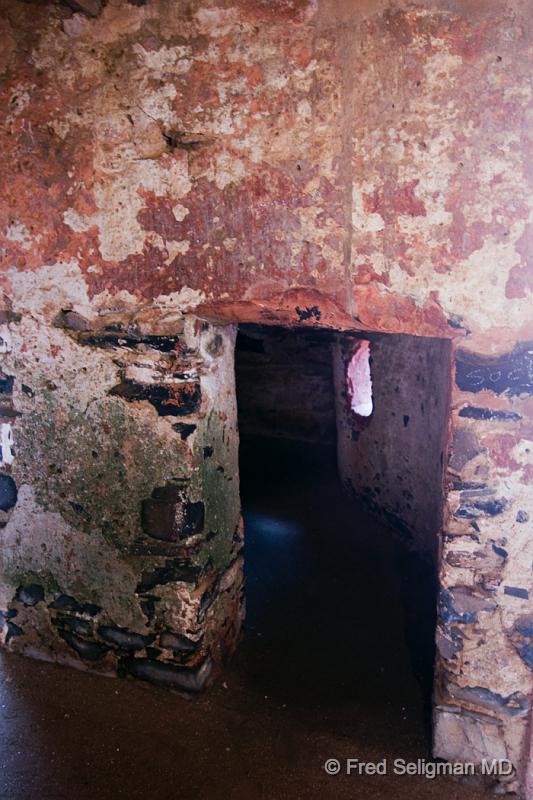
[0,438,493,800]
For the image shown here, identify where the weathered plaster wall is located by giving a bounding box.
[0,0,532,794]
[334,333,451,564]
[235,325,336,444]
[0,288,244,691]
[1,0,532,342]
[434,348,533,792]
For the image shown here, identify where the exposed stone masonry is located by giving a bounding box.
[0,304,244,695]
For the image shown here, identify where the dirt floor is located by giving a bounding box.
[0,438,494,800]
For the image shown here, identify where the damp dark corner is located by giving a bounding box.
[235,323,451,756]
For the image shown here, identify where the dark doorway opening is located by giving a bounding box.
[234,324,451,754]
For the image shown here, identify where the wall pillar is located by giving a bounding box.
[0,286,244,693]
[433,338,533,795]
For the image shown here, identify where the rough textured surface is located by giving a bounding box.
[334,332,452,564]
[0,303,245,692]
[1,0,531,342]
[0,0,532,795]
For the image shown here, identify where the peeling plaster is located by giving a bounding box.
[7,261,93,320]
[0,424,14,466]
[64,151,192,262]
[1,1,533,791]
[0,325,12,354]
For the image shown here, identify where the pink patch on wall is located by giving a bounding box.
[346,340,373,417]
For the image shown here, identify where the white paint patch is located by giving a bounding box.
[208,106,242,136]
[434,231,529,330]
[62,12,86,38]
[262,65,289,91]
[0,423,14,466]
[7,260,93,320]
[137,83,177,126]
[172,203,189,222]
[91,288,141,311]
[510,440,533,467]
[164,239,191,261]
[346,340,373,417]
[0,325,12,354]
[297,99,312,121]
[384,222,531,328]
[213,153,246,190]
[194,7,240,37]
[62,208,88,233]
[64,150,192,262]
[216,76,248,105]
[293,60,319,93]
[133,43,192,75]
[143,232,190,264]
[6,84,33,123]
[123,364,161,385]
[4,221,33,250]
[152,287,206,311]
[352,182,385,232]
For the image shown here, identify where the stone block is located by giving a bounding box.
[136,560,201,593]
[48,594,101,616]
[159,631,201,654]
[123,656,213,693]
[141,486,204,541]
[110,379,201,417]
[53,615,93,637]
[0,475,17,511]
[97,625,154,651]
[433,706,507,763]
[57,630,108,662]
[15,584,44,607]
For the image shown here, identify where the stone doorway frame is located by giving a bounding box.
[201,288,532,799]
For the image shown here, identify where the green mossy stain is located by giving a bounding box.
[14,394,190,552]
[3,569,59,597]
[194,410,240,571]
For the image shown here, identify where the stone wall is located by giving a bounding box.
[334,332,452,564]
[0,295,244,692]
[434,345,533,791]
[235,325,336,444]
[0,0,532,794]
